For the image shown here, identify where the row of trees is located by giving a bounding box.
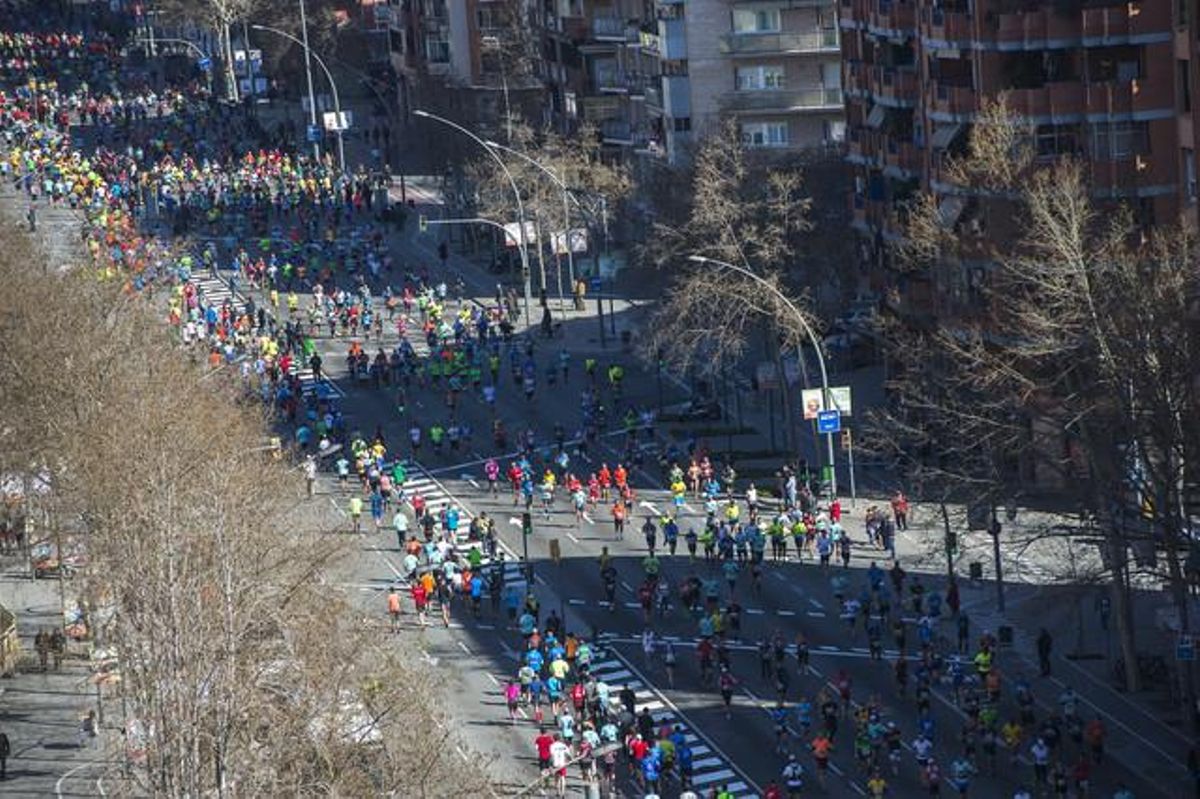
[872,100,1200,720]
[0,210,490,793]
[623,102,1198,724]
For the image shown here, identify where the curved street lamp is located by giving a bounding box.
[687,254,838,497]
[414,109,532,327]
[251,23,345,172]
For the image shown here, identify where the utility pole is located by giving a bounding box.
[298,0,320,162]
[990,507,1005,612]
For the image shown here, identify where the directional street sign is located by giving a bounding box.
[306,124,322,143]
[817,409,842,435]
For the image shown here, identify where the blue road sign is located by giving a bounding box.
[306,124,322,143]
[197,56,212,72]
[589,276,602,292]
[1178,637,1195,662]
[817,409,842,435]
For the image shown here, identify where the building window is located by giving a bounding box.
[1091,121,1149,160]
[736,65,785,90]
[425,36,450,63]
[741,121,789,148]
[1181,60,1193,112]
[673,117,691,132]
[1034,124,1080,158]
[662,59,688,77]
[1086,46,1141,83]
[732,8,781,34]
[1185,148,1197,203]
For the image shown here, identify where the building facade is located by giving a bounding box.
[537,0,846,163]
[840,0,1199,321]
[383,0,546,134]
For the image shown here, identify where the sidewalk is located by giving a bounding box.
[0,559,115,796]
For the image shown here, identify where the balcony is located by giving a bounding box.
[722,87,843,114]
[867,0,916,35]
[996,6,1081,49]
[927,81,976,120]
[1082,1,1171,45]
[719,29,839,57]
[1004,82,1085,120]
[1090,155,1176,198]
[590,16,636,42]
[600,120,650,147]
[867,65,918,107]
[919,5,972,46]
[1085,79,1175,118]
[882,136,920,176]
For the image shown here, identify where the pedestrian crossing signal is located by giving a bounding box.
[419,214,428,233]
[522,512,533,536]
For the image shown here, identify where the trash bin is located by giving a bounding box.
[998,625,1013,646]
[969,561,983,580]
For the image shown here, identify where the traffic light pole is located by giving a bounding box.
[522,511,534,585]
[990,507,1005,612]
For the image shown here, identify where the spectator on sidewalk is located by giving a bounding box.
[1036,628,1054,676]
[77,709,96,748]
[890,490,909,531]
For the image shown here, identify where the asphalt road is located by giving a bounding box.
[242,247,1174,798]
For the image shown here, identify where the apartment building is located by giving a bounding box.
[539,0,845,163]
[840,0,1199,321]
[384,0,546,133]
[683,0,845,156]
[540,0,666,155]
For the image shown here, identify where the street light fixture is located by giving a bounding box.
[484,139,580,314]
[251,22,346,172]
[687,254,838,497]
[414,109,532,327]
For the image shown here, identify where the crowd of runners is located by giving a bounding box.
[0,4,1166,798]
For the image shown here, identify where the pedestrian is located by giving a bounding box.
[0,730,9,780]
[387,586,403,632]
[302,454,317,497]
[348,494,363,533]
[890,491,908,531]
[50,628,65,671]
[77,710,97,748]
[1036,628,1053,676]
[34,629,49,671]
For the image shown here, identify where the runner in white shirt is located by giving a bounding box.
[549,735,571,798]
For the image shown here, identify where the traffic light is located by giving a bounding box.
[418,214,428,233]
[522,511,533,537]
[945,531,958,555]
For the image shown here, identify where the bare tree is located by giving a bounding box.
[0,205,495,795]
[641,118,815,456]
[874,98,1200,713]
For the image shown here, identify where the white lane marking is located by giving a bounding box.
[458,641,471,655]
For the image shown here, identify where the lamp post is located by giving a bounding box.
[251,23,345,171]
[414,109,532,327]
[687,254,837,497]
[484,140,579,315]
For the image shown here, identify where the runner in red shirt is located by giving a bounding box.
[534,727,555,786]
[410,582,428,626]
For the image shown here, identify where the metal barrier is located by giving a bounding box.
[0,604,21,676]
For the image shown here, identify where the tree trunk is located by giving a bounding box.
[1109,531,1141,692]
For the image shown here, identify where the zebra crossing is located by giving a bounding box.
[187,272,344,398]
[400,462,527,595]
[584,648,755,797]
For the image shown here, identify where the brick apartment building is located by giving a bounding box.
[840,0,1200,323]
